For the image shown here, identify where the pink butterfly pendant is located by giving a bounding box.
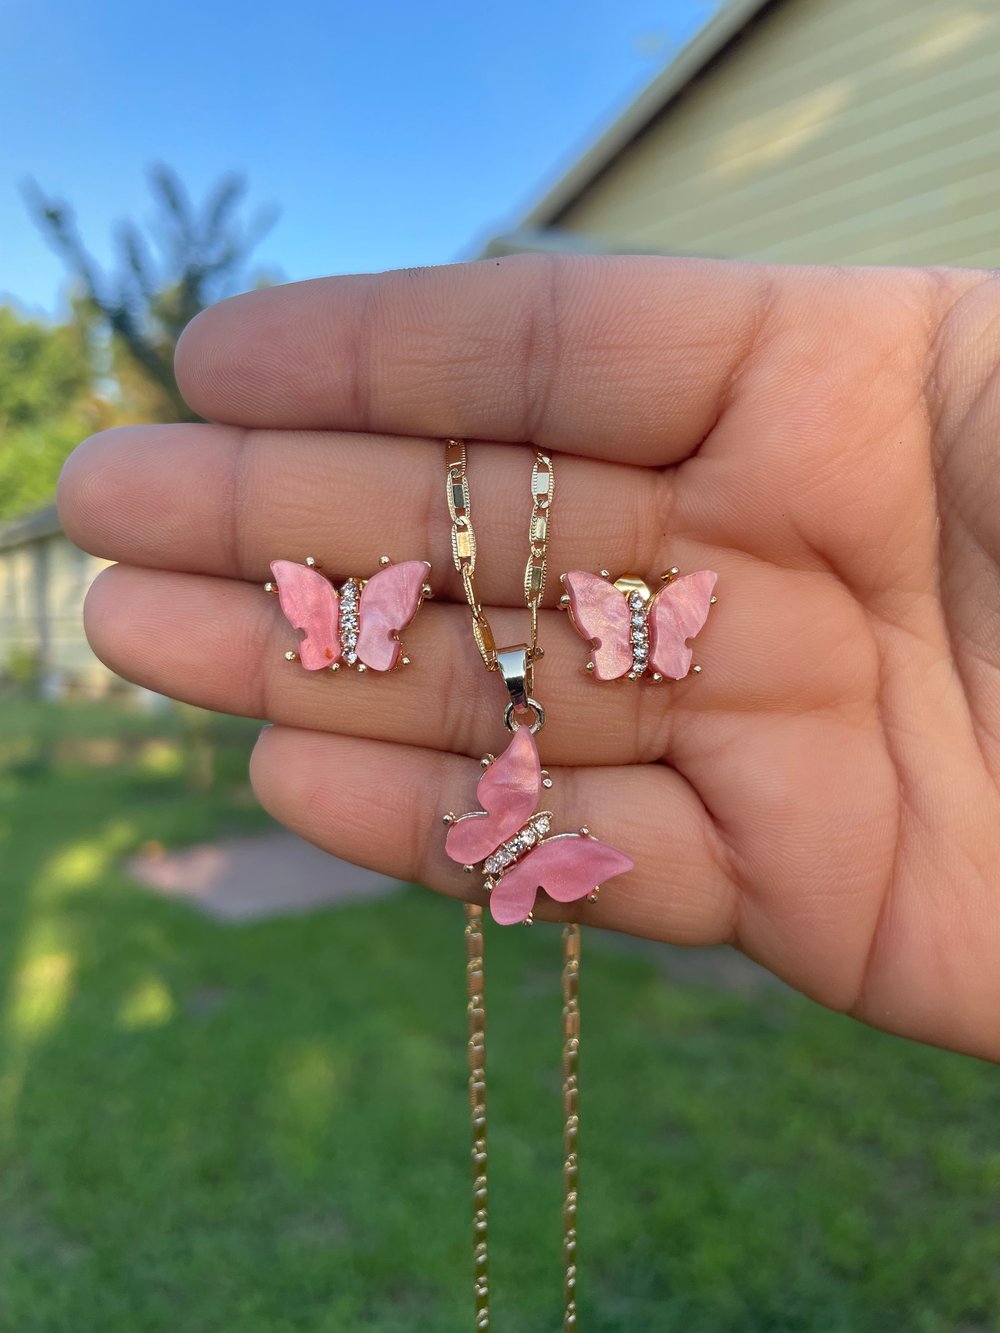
[444,727,634,925]
[266,556,431,672]
[559,568,718,682]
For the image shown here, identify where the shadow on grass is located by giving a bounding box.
[0,700,998,1332]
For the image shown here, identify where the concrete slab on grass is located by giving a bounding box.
[127,829,403,922]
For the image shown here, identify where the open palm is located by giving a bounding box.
[59,256,1000,1061]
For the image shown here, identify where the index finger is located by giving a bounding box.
[175,253,779,464]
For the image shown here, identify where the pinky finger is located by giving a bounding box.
[250,727,737,944]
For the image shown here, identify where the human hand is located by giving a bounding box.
[58,256,1000,1060]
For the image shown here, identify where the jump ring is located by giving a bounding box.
[503,698,545,734]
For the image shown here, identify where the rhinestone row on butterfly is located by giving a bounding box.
[628,591,649,676]
[483,813,553,878]
[340,579,362,665]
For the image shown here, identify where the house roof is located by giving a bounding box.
[0,503,62,552]
[505,0,778,238]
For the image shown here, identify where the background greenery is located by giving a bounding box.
[0,167,274,523]
[1,696,997,1332]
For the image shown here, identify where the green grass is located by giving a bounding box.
[0,697,998,1332]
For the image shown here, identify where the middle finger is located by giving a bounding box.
[60,423,667,604]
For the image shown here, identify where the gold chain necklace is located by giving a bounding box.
[446,438,552,728]
[446,439,581,1331]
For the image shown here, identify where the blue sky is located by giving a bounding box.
[1,1,715,317]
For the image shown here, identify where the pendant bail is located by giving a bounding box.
[497,644,531,710]
[497,644,545,733]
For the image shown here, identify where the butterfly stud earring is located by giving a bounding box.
[559,567,718,682]
[265,555,431,673]
[443,725,633,925]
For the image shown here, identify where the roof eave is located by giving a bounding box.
[515,0,776,233]
[0,502,62,551]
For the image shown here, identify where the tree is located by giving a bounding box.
[0,302,108,520]
[24,164,278,421]
[0,167,279,522]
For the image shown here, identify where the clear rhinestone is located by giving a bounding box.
[485,855,501,875]
[631,612,644,627]
[629,593,644,609]
[338,582,361,661]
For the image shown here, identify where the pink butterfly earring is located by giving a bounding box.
[559,566,718,682]
[265,555,432,673]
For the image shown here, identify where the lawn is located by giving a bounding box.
[0,697,998,1332]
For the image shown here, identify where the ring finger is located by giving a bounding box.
[85,561,841,766]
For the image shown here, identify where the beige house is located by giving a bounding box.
[5,0,998,689]
[486,0,1000,269]
[0,504,112,693]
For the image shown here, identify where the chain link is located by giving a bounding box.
[464,903,490,1330]
[561,924,581,1329]
[446,439,552,698]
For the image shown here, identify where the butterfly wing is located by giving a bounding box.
[490,833,634,925]
[355,560,430,671]
[270,560,341,669]
[560,572,632,680]
[649,570,717,679]
[445,726,541,866]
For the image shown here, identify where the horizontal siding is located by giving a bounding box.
[0,536,113,684]
[557,0,1000,269]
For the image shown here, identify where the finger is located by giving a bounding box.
[174,254,784,463]
[59,424,664,603]
[82,566,706,765]
[249,725,738,946]
[83,563,860,767]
